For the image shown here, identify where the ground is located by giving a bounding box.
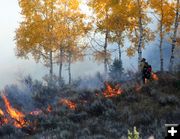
[0,72,179,139]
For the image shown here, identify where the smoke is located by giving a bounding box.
[2,79,36,112]
[143,36,180,71]
[76,72,105,90]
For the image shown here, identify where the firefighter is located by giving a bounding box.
[140,58,146,84]
[142,61,152,84]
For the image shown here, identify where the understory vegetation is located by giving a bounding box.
[0,71,179,139]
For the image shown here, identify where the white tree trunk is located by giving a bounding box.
[59,48,63,79]
[137,0,143,72]
[49,50,53,77]
[159,0,164,72]
[118,42,122,62]
[104,30,108,75]
[170,0,179,72]
[68,52,72,85]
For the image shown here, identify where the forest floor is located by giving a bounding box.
[0,72,180,139]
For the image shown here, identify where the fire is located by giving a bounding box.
[47,105,52,112]
[59,99,77,110]
[29,109,43,116]
[145,78,148,84]
[152,73,159,81]
[103,82,123,98]
[0,108,8,125]
[2,95,27,128]
[0,95,53,129]
[1,118,8,125]
[29,105,52,116]
[0,108,4,116]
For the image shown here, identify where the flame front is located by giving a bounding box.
[152,73,159,81]
[103,82,123,98]
[2,95,26,128]
[60,99,77,110]
[0,95,53,128]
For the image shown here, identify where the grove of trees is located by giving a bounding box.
[15,0,180,84]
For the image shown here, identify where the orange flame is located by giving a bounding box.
[59,99,77,110]
[0,108,8,125]
[2,118,9,124]
[0,108,4,116]
[47,105,52,112]
[2,95,26,128]
[103,82,123,98]
[152,73,159,81]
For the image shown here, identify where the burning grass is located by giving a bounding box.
[103,82,123,98]
[0,109,4,116]
[1,95,27,128]
[152,73,159,81]
[0,72,179,139]
[0,95,53,130]
[59,99,77,110]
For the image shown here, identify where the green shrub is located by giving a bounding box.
[128,127,140,139]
